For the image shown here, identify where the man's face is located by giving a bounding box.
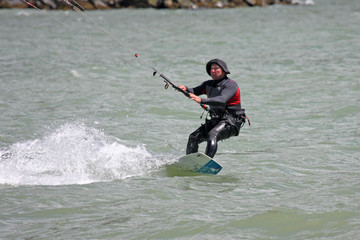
[210,63,226,80]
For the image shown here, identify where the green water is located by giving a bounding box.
[1,0,360,239]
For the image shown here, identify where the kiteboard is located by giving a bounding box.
[176,153,222,175]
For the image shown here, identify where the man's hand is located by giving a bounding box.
[177,85,187,91]
[189,93,202,104]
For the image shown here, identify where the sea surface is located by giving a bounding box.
[1,0,360,239]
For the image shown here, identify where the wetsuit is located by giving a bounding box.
[186,77,246,158]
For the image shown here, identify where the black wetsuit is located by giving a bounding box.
[186,77,246,158]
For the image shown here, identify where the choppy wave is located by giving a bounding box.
[0,123,169,186]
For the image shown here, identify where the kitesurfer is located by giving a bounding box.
[178,59,247,158]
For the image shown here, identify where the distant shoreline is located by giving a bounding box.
[0,0,314,10]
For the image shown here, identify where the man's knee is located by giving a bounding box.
[208,122,227,141]
[207,130,218,142]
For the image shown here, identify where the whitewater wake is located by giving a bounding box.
[0,123,172,186]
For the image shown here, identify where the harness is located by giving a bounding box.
[202,108,250,137]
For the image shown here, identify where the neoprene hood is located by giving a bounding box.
[206,59,230,76]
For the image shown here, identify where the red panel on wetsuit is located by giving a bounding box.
[226,88,240,106]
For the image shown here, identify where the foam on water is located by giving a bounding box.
[70,69,82,78]
[0,123,167,186]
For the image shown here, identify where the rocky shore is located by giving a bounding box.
[0,0,313,9]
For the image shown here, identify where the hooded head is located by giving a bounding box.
[206,59,230,76]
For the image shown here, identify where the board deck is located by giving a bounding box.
[176,153,222,175]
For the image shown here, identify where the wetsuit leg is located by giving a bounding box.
[187,119,239,157]
[205,121,226,158]
[186,124,208,155]
[205,120,237,158]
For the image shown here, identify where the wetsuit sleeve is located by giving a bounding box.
[201,80,238,106]
[186,80,212,96]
